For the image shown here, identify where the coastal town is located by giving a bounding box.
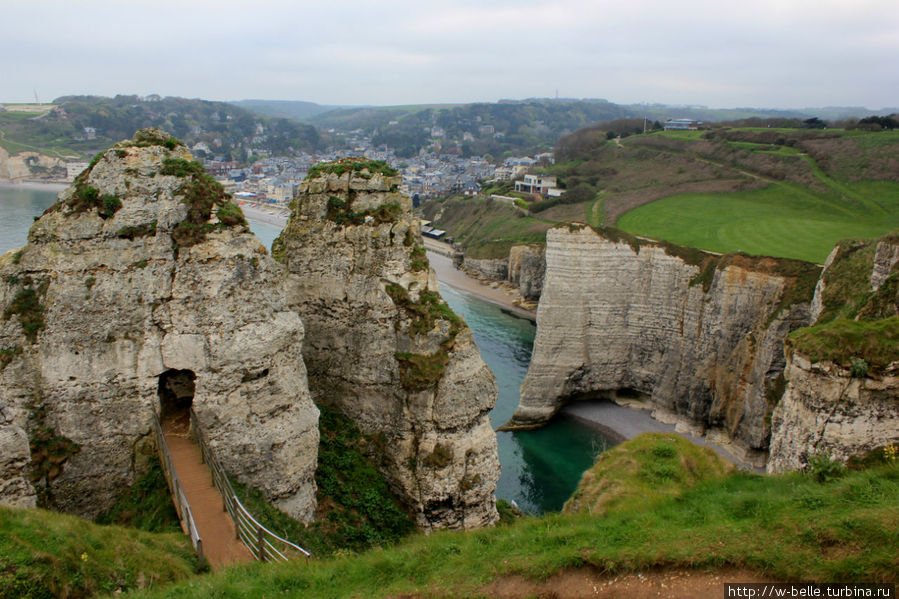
[52,122,555,223]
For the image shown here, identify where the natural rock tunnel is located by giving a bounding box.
[158,369,196,433]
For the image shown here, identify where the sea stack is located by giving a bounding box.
[0,129,319,519]
[274,158,500,529]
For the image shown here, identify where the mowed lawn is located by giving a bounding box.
[616,182,899,264]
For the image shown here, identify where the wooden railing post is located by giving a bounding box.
[257,526,266,561]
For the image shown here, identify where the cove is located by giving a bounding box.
[217,221,618,513]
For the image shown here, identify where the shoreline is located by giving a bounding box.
[0,180,67,193]
[561,400,765,472]
[426,250,536,321]
[238,203,289,227]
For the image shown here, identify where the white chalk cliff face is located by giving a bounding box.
[0,129,318,519]
[509,225,819,466]
[275,161,500,529]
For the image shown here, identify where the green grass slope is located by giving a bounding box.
[564,433,734,516]
[428,127,898,264]
[786,233,899,372]
[608,129,899,264]
[129,436,898,599]
[0,506,197,598]
[422,195,553,259]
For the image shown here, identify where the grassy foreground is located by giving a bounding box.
[128,443,898,599]
[0,506,196,598]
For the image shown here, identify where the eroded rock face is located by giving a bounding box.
[0,130,318,519]
[508,244,545,302]
[462,257,508,281]
[768,234,898,472]
[275,161,499,529]
[509,225,818,466]
[767,356,899,473]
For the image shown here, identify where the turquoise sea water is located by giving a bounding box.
[0,185,59,254]
[0,186,612,513]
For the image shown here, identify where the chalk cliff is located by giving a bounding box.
[508,225,820,466]
[768,235,898,472]
[0,129,318,519]
[461,245,545,303]
[275,159,500,529]
[0,147,66,182]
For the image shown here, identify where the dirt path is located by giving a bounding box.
[481,567,772,598]
[164,431,253,570]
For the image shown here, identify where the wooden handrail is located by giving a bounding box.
[150,410,206,570]
[189,409,311,561]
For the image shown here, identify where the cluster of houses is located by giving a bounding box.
[60,123,561,206]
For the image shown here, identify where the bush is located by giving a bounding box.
[850,357,869,378]
[807,452,846,483]
[98,194,122,219]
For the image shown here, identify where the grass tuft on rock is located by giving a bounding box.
[307,157,398,179]
[159,158,246,248]
[2,279,48,343]
[787,316,899,372]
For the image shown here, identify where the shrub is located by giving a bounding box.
[98,194,122,219]
[216,201,246,226]
[231,406,415,555]
[850,357,869,378]
[116,221,157,240]
[807,452,846,483]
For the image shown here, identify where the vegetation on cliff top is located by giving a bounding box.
[787,316,899,373]
[158,157,247,248]
[787,233,898,371]
[307,157,398,179]
[325,195,401,227]
[125,436,898,598]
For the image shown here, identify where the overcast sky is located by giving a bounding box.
[2,0,897,109]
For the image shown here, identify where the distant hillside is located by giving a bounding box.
[230,99,342,121]
[0,95,323,163]
[306,98,899,159]
[425,124,899,263]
